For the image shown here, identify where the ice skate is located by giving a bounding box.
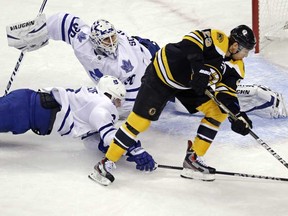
[88,158,116,186]
[181,141,216,181]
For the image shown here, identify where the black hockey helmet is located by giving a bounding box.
[229,25,256,50]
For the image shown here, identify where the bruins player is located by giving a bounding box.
[89,25,256,185]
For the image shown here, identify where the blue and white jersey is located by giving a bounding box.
[43,86,118,148]
[47,13,152,116]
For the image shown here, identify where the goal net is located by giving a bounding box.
[252,0,288,53]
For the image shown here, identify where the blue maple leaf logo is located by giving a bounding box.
[89,68,103,81]
[77,31,87,43]
[121,60,134,73]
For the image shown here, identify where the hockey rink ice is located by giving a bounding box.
[1,0,288,215]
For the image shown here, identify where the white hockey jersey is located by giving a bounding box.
[46,13,152,116]
[43,86,119,148]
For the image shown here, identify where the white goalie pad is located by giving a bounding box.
[6,14,49,52]
[174,84,287,119]
[237,84,287,119]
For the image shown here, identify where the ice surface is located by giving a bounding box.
[1,0,288,216]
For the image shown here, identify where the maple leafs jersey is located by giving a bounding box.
[153,29,245,113]
[42,86,118,148]
[46,13,152,115]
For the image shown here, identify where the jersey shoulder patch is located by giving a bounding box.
[211,29,229,56]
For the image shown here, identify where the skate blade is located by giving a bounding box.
[88,171,113,186]
[180,168,215,182]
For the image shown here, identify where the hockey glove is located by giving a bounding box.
[229,112,253,135]
[189,69,211,95]
[6,14,49,52]
[126,140,156,172]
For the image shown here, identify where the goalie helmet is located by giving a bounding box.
[230,25,256,50]
[90,19,118,57]
[97,75,126,106]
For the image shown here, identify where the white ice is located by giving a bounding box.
[1,0,288,216]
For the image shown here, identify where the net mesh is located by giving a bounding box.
[258,0,288,50]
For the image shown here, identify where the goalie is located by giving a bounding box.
[6,12,160,118]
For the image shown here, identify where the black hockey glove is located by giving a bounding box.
[189,69,211,95]
[229,112,253,136]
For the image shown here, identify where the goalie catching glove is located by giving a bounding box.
[229,112,253,135]
[126,140,157,171]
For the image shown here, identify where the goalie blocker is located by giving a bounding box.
[175,84,287,119]
[6,14,49,52]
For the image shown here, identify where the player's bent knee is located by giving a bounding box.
[198,100,228,123]
[126,112,151,133]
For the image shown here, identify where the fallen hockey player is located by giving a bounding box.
[0,75,155,172]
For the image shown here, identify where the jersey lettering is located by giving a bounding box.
[202,30,212,47]
[70,23,80,38]
[87,87,98,94]
[128,37,136,46]
[124,74,136,85]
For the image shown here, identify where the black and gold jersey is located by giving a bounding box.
[152,28,246,114]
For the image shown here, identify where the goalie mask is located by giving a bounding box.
[90,19,118,58]
[97,75,126,108]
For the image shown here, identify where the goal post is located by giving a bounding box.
[252,0,288,53]
[252,0,260,53]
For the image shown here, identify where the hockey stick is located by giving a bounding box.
[204,88,288,169]
[38,0,48,14]
[4,0,48,96]
[4,51,25,95]
[158,164,288,182]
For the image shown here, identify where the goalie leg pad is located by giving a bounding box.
[273,92,287,118]
[237,84,288,118]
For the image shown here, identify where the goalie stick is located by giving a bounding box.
[4,0,48,96]
[205,87,288,170]
[158,164,288,182]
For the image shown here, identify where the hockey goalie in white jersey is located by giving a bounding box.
[7,12,160,117]
[6,13,287,119]
[46,13,160,118]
